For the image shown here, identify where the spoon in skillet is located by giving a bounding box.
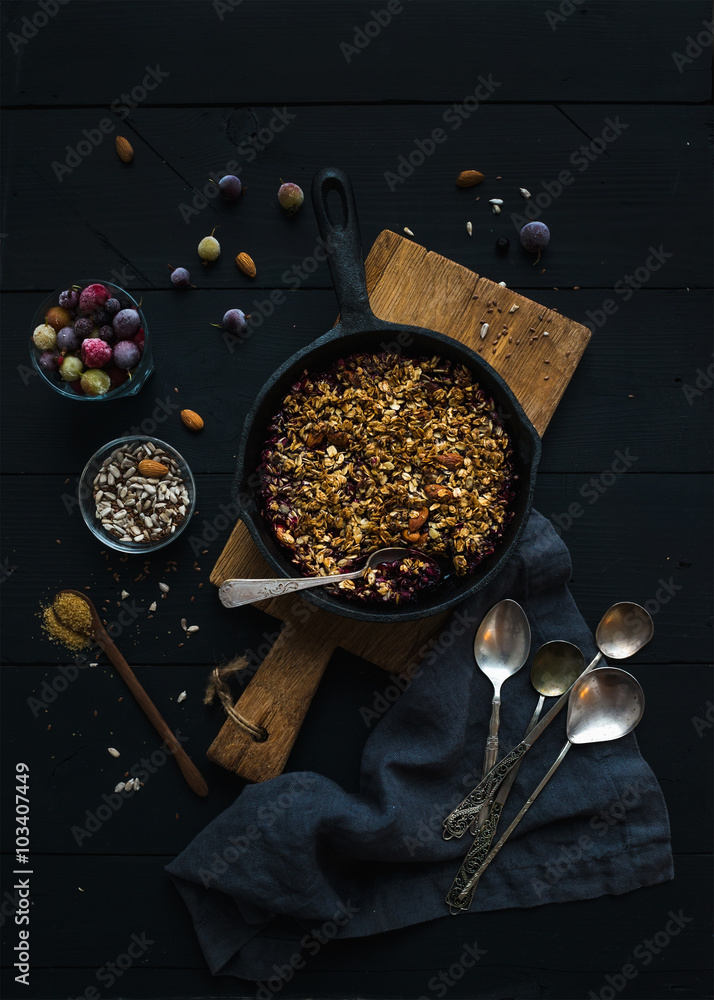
[218,547,441,608]
[55,590,208,798]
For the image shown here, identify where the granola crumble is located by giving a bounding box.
[259,353,516,602]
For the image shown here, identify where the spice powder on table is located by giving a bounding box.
[41,592,92,651]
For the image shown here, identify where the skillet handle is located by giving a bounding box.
[311,167,377,332]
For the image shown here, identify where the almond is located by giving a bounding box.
[180,409,204,432]
[116,136,134,163]
[456,170,484,188]
[235,252,256,278]
[138,459,169,478]
[424,484,454,501]
[435,453,464,470]
[401,529,423,545]
[306,431,325,448]
[408,506,429,533]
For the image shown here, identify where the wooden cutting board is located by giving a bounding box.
[208,230,590,782]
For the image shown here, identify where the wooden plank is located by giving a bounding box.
[1,1,711,105]
[1,290,711,476]
[1,105,712,291]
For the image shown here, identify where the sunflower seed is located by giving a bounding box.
[509,303,519,313]
[403,227,415,237]
[177,691,187,703]
[492,205,501,214]
[114,782,126,793]
[159,582,170,593]
[186,625,199,633]
[480,323,489,339]
[466,221,472,236]
[149,601,157,612]
[180,618,187,630]
[488,199,504,205]
[108,747,120,758]
[520,187,531,199]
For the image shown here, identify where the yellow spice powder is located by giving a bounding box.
[41,592,92,651]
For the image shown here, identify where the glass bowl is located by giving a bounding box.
[79,436,196,554]
[30,279,153,400]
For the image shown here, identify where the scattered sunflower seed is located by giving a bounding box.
[543,331,550,337]
[466,221,472,236]
[492,205,501,215]
[488,199,504,205]
[480,323,490,339]
[403,227,415,237]
[180,618,187,631]
[120,590,129,600]
[108,747,120,758]
[498,281,507,287]
[177,691,187,703]
[520,187,531,199]
[186,625,200,634]
[148,601,157,612]
[159,582,170,593]
[509,303,519,313]
[114,782,126,793]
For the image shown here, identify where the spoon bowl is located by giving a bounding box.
[567,666,645,743]
[596,602,654,660]
[531,640,586,698]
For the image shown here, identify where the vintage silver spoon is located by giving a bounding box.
[446,666,645,912]
[218,547,436,608]
[443,602,653,839]
[475,600,531,780]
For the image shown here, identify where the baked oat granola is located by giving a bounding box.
[259,352,516,602]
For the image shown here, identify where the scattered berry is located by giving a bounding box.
[112,308,141,340]
[45,305,72,331]
[278,182,304,215]
[496,236,510,254]
[57,326,81,352]
[170,267,192,288]
[198,232,221,262]
[74,316,94,339]
[218,175,242,200]
[520,222,550,252]
[80,369,112,396]
[98,325,115,345]
[222,309,247,335]
[113,340,140,370]
[81,338,113,368]
[38,350,61,373]
[32,324,57,350]
[78,283,110,314]
[58,288,79,310]
[105,297,121,314]
[60,355,84,381]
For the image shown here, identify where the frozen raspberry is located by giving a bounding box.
[78,283,110,314]
[105,297,121,314]
[81,338,113,368]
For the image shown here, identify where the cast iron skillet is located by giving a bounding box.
[232,167,541,623]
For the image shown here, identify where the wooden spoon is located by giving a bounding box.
[57,590,208,797]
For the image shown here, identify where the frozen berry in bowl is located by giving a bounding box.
[30,280,153,401]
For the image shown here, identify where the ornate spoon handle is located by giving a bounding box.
[218,570,360,608]
[446,802,504,913]
[443,743,529,839]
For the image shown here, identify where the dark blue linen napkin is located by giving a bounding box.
[166,510,673,981]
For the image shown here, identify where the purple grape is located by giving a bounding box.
[98,324,115,345]
[520,222,550,252]
[105,297,121,314]
[38,350,61,373]
[112,308,141,340]
[59,289,79,310]
[57,326,81,352]
[74,316,94,339]
[113,339,140,370]
[218,175,242,200]
[223,308,247,335]
[170,267,192,288]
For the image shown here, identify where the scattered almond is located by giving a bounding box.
[456,170,485,188]
[180,409,204,432]
[115,136,134,163]
[138,459,169,478]
[235,252,256,278]
[424,484,454,501]
[408,506,429,533]
[435,453,464,470]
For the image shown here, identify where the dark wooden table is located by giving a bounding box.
[1,2,712,997]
